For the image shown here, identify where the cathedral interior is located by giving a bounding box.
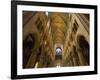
[23,11,90,68]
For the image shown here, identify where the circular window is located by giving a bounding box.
[56,47,62,55]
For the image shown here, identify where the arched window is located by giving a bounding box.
[77,35,89,50]
[77,35,89,65]
[23,34,35,68]
[23,34,35,49]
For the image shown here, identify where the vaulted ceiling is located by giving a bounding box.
[49,12,68,45]
[23,11,90,68]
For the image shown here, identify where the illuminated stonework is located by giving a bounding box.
[23,11,90,68]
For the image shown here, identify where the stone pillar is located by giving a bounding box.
[76,48,87,65]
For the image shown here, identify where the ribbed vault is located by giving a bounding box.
[23,11,90,68]
[49,12,68,46]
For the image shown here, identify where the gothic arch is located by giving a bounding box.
[77,35,89,65]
